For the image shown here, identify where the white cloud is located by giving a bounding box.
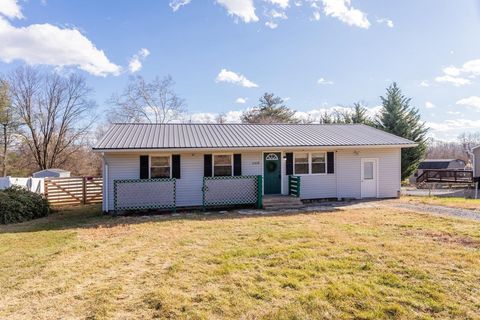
[427,119,480,132]
[312,11,321,21]
[443,66,460,77]
[376,18,393,28]
[169,0,192,11]
[419,80,430,87]
[215,0,259,23]
[456,96,480,111]
[186,110,243,123]
[322,0,370,29]
[216,69,258,88]
[265,0,290,8]
[317,77,333,85]
[265,21,278,29]
[424,101,435,109]
[435,75,471,87]
[0,0,23,19]
[0,17,121,76]
[435,58,480,86]
[236,97,247,104]
[128,48,150,73]
[447,111,461,116]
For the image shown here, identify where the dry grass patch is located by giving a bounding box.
[1,205,480,319]
[401,195,480,211]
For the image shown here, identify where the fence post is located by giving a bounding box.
[288,175,291,195]
[257,175,263,209]
[82,177,87,205]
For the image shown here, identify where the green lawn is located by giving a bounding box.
[1,205,480,319]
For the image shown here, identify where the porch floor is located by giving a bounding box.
[262,194,304,210]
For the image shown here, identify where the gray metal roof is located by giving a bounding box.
[93,123,416,151]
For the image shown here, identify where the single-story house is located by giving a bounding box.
[32,168,71,178]
[409,159,467,184]
[93,123,416,212]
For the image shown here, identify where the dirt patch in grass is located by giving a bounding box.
[1,205,480,319]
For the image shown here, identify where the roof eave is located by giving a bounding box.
[92,143,418,153]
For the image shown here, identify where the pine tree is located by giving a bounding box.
[376,83,428,180]
[241,93,299,123]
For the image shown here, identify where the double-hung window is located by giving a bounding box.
[311,153,326,174]
[294,153,309,174]
[150,156,171,178]
[294,152,327,175]
[213,154,232,176]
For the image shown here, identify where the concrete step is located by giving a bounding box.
[263,195,304,210]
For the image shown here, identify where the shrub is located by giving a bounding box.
[0,186,50,224]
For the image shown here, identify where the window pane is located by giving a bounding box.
[214,165,232,176]
[312,163,326,174]
[151,156,170,167]
[364,162,374,180]
[295,153,308,164]
[311,153,325,163]
[295,163,309,174]
[151,167,170,178]
[214,155,232,166]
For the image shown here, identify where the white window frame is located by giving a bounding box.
[212,153,234,177]
[149,154,172,179]
[310,152,327,175]
[293,152,310,175]
[293,152,329,176]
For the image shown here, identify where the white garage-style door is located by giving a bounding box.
[361,158,378,198]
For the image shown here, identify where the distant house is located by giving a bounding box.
[33,168,71,178]
[410,159,467,184]
[93,123,416,212]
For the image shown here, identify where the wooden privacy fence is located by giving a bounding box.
[44,177,102,206]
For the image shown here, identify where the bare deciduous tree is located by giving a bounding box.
[8,67,95,170]
[0,79,18,176]
[108,75,186,123]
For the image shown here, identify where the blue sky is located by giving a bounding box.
[1,0,480,140]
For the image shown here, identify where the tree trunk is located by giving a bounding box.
[2,124,7,177]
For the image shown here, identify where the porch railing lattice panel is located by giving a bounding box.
[114,178,176,211]
[203,175,262,208]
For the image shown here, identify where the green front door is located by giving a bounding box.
[264,152,281,194]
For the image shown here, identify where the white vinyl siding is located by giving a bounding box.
[474,147,480,177]
[336,148,401,199]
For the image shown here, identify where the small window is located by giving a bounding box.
[294,153,309,174]
[214,154,232,176]
[364,161,374,180]
[311,153,326,174]
[151,156,171,178]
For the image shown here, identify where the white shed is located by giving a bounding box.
[33,168,71,178]
[474,145,480,178]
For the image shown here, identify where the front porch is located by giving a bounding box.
[112,175,303,213]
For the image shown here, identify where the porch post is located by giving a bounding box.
[257,175,263,209]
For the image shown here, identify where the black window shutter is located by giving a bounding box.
[286,153,293,175]
[140,155,149,179]
[233,154,242,176]
[327,152,335,174]
[172,155,181,179]
[204,154,212,177]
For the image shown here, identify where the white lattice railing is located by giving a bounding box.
[114,178,176,212]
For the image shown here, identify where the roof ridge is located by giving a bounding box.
[112,122,365,126]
